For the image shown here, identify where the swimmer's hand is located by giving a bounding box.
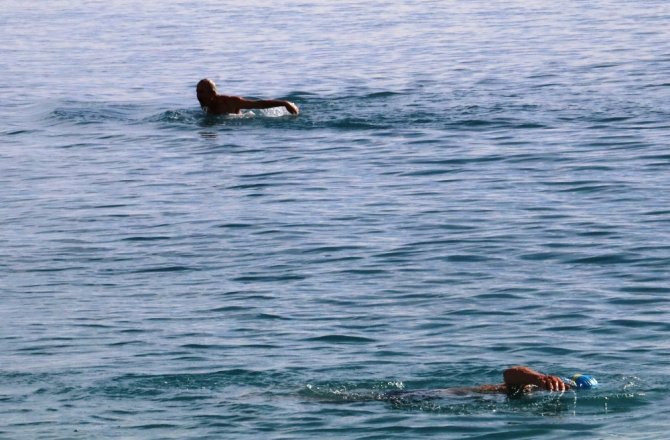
[537,374,569,392]
[503,365,569,392]
[284,101,299,115]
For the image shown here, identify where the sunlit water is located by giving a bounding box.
[2,1,670,438]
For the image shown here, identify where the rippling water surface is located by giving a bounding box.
[2,1,670,438]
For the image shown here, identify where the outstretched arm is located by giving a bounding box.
[503,366,569,392]
[236,97,299,114]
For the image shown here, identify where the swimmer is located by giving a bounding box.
[385,366,597,400]
[196,79,299,115]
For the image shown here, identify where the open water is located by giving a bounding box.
[2,1,670,438]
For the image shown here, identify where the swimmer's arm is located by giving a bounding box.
[235,97,299,114]
[503,366,569,391]
[472,384,508,393]
[429,384,508,396]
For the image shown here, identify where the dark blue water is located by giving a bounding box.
[2,1,670,438]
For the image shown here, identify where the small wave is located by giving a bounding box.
[97,369,287,398]
[216,223,256,229]
[150,109,199,123]
[4,129,38,136]
[130,265,197,273]
[121,236,172,242]
[364,91,404,99]
[300,380,404,402]
[46,102,204,128]
[49,104,136,125]
[566,254,638,265]
[323,117,392,130]
[144,108,204,125]
[307,334,376,344]
[232,273,307,282]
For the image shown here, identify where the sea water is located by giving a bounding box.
[1,1,670,438]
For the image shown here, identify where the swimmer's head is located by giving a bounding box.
[570,374,598,389]
[196,79,217,109]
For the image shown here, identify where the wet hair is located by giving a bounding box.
[196,79,217,111]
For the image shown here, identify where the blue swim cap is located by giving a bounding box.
[571,374,598,389]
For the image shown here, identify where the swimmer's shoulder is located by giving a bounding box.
[208,95,243,114]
